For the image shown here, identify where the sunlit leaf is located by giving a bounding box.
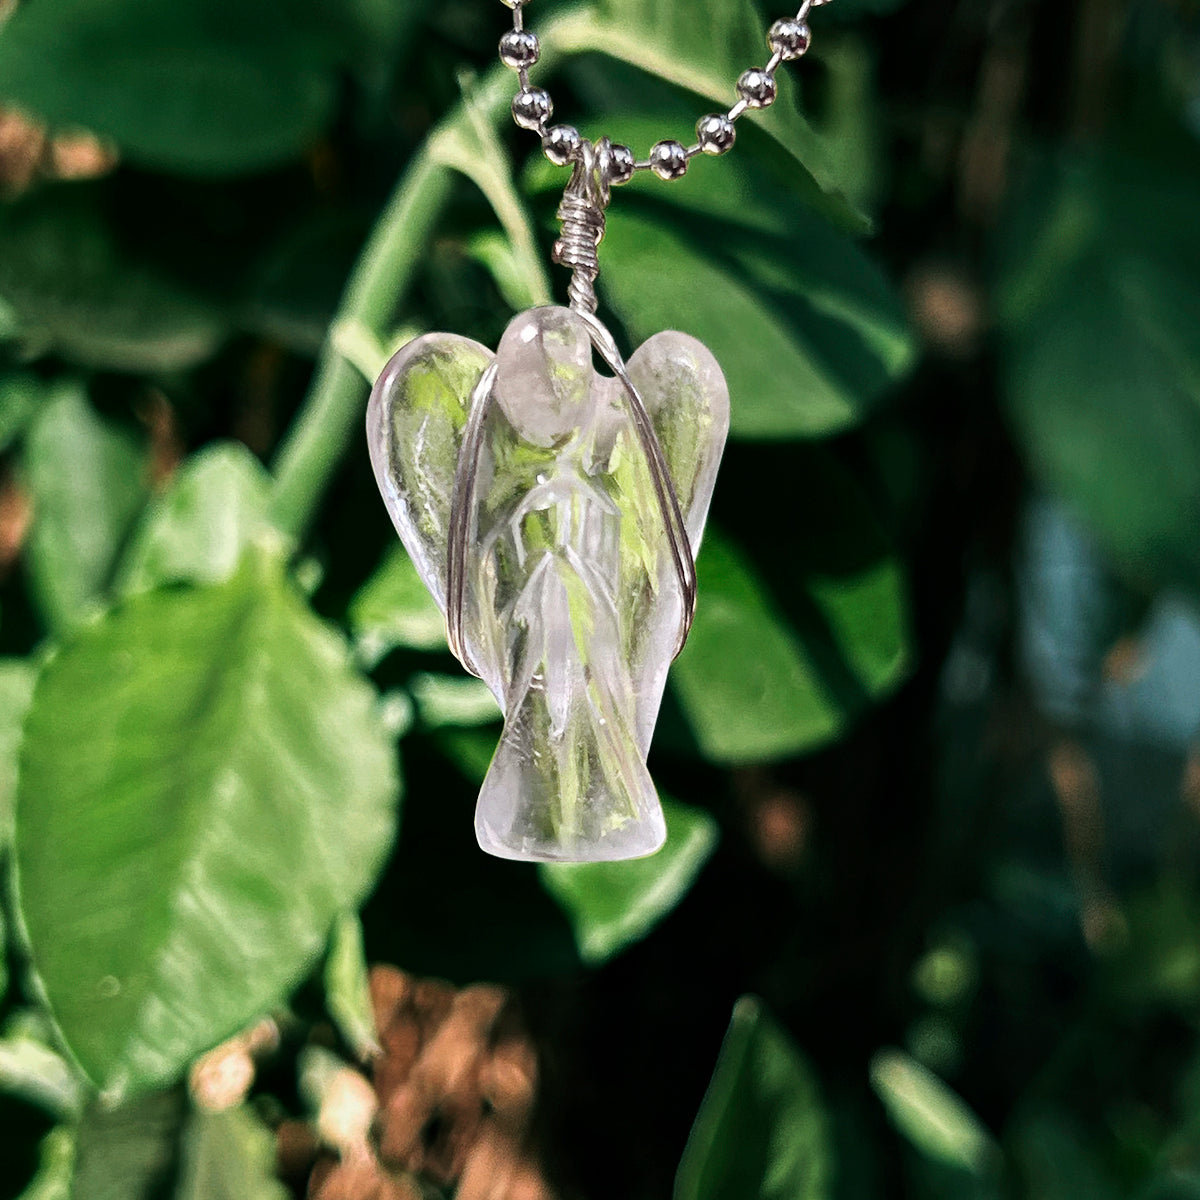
[676,996,831,1200]
[529,116,914,437]
[540,797,718,964]
[117,442,280,596]
[870,1049,998,1175]
[0,1012,84,1121]
[23,385,148,635]
[349,545,447,666]
[14,550,400,1096]
[410,674,501,729]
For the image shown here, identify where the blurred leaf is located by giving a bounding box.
[349,545,447,666]
[554,0,859,219]
[23,386,148,635]
[14,551,400,1096]
[0,374,42,454]
[673,510,909,763]
[175,1105,289,1200]
[675,996,831,1200]
[816,37,884,216]
[998,143,1200,595]
[672,532,834,762]
[870,1049,998,1175]
[1006,1108,1121,1200]
[0,187,227,371]
[0,0,345,175]
[0,658,35,843]
[0,1013,84,1120]
[435,727,500,785]
[324,912,380,1060]
[117,443,280,596]
[72,1089,185,1200]
[410,673,501,729]
[540,796,718,965]
[17,1129,75,1200]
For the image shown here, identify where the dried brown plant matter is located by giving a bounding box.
[305,966,554,1200]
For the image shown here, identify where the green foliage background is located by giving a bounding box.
[0,0,1198,1195]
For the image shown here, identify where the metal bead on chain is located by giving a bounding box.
[498,0,832,181]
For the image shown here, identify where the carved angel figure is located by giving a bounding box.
[368,306,728,862]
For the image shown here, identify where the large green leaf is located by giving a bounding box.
[0,0,343,175]
[997,142,1200,595]
[528,117,913,437]
[117,442,280,597]
[14,551,399,1096]
[540,796,718,964]
[672,461,911,764]
[675,996,832,1200]
[0,187,227,372]
[23,386,149,635]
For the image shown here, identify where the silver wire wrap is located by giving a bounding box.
[444,314,698,678]
[551,138,615,315]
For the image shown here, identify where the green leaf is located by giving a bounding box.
[673,509,910,763]
[0,373,42,454]
[675,996,832,1200]
[0,658,36,843]
[552,0,858,218]
[997,143,1200,595]
[0,186,227,371]
[175,1105,290,1200]
[349,545,447,666]
[14,551,400,1096]
[0,0,343,175]
[526,111,913,439]
[72,1089,186,1200]
[17,1129,75,1200]
[870,1049,998,1175]
[410,674,501,729]
[0,1011,85,1120]
[324,913,380,1060]
[23,385,149,635]
[540,797,718,965]
[604,209,911,439]
[117,443,280,597]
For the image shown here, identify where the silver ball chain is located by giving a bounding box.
[498,0,831,185]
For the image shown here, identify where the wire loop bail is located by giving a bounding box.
[552,137,618,314]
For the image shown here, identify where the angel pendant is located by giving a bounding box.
[367,305,728,862]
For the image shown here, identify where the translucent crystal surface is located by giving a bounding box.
[367,306,728,862]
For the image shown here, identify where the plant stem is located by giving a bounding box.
[268,47,564,541]
[268,145,454,539]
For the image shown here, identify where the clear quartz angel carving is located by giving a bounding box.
[367,306,728,862]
